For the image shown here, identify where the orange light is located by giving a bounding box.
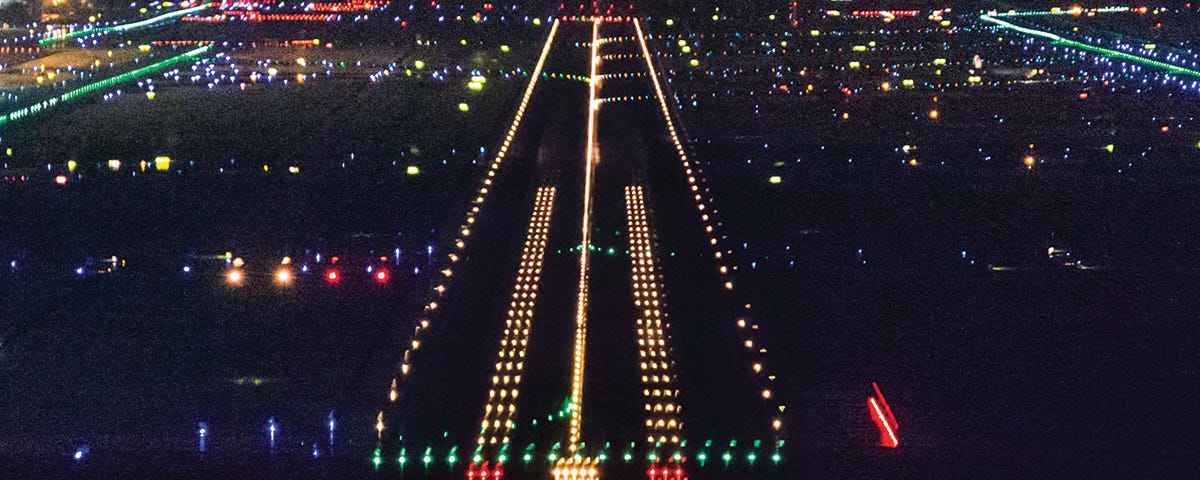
[1160,125,1170,133]
[227,269,244,285]
[1078,92,1089,100]
[275,268,292,285]
[908,158,919,167]
[928,109,939,120]
[54,175,67,185]
[1023,156,1036,167]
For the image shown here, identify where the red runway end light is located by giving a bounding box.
[374,268,390,284]
[325,269,340,284]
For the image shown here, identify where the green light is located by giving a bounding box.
[772,452,782,464]
[372,448,382,469]
[697,451,708,467]
[497,454,507,463]
[722,452,733,465]
[704,439,713,448]
[0,45,213,128]
[597,452,608,462]
[980,15,1200,79]
[648,452,658,462]
[548,452,558,462]
[523,453,533,463]
[672,452,682,462]
[747,452,757,465]
[39,3,214,46]
[623,452,633,462]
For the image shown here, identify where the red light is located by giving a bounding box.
[870,397,898,447]
[375,269,389,284]
[868,382,900,448]
[1161,126,1170,133]
[873,382,898,430]
[54,175,68,185]
[325,269,340,283]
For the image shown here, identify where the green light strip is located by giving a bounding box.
[980,15,1200,79]
[986,6,1129,18]
[0,45,212,127]
[39,3,213,46]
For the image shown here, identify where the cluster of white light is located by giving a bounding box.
[596,94,656,105]
[633,18,786,439]
[567,16,602,454]
[552,457,600,480]
[593,72,647,80]
[625,185,682,446]
[599,53,639,61]
[378,18,562,435]
[476,186,556,452]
